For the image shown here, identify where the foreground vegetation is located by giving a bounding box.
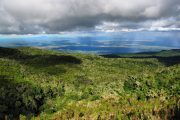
[0,47,180,120]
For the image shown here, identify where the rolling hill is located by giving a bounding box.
[0,47,180,120]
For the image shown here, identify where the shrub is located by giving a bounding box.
[0,75,65,119]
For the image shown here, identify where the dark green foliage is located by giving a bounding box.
[0,75,65,119]
[0,47,82,65]
[0,75,43,118]
[101,49,180,66]
[73,75,93,89]
[43,85,65,98]
[0,47,21,58]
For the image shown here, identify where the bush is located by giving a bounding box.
[0,75,65,119]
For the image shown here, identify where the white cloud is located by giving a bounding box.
[0,0,179,34]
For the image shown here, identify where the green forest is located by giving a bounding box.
[0,47,180,120]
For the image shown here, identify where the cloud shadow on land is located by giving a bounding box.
[0,75,44,119]
[0,47,82,75]
[0,74,65,119]
[101,49,180,66]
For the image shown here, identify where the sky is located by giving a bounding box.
[0,0,180,34]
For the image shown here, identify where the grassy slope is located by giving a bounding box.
[0,47,180,120]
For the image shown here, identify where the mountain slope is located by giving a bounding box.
[0,47,179,119]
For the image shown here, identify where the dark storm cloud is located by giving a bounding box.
[0,0,180,34]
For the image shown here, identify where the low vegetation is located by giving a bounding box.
[0,47,179,119]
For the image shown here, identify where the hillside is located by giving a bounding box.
[0,47,180,120]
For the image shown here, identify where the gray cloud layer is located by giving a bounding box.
[0,0,180,34]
